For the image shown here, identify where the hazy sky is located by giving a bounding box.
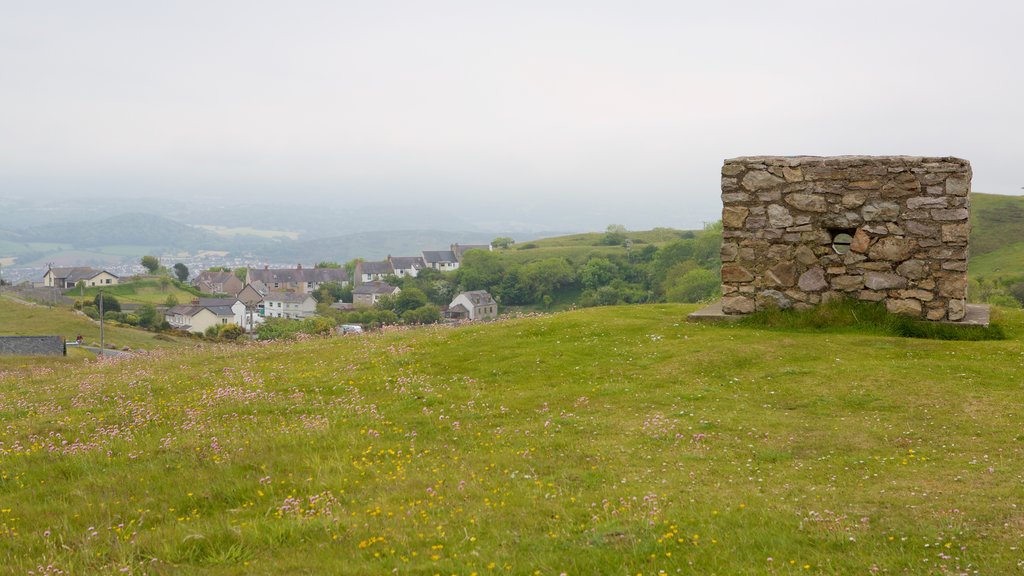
[1,1,1022,230]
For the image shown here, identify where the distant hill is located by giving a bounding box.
[20,212,220,249]
[969,193,1024,257]
[255,229,550,264]
[969,193,1024,279]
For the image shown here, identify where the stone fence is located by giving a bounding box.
[720,156,970,321]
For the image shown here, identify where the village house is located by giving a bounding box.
[452,243,492,261]
[262,291,317,320]
[447,290,498,321]
[355,260,394,283]
[246,264,349,294]
[195,297,248,327]
[192,270,243,295]
[353,281,400,307]
[165,303,237,334]
[421,250,459,271]
[389,256,426,278]
[42,267,119,289]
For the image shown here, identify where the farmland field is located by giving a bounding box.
[1,304,1021,574]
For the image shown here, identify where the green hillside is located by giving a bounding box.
[1,304,1022,573]
[969,192,1024,258]
[0,295,189,353]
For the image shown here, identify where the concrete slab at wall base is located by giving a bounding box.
[687,300,991,327]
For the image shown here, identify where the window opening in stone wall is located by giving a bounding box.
[830,229,855,255]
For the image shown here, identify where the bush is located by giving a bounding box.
[218,324,244,340]
[403,304,441,324]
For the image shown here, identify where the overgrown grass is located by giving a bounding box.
[1,304,1022,574]
[72,278,204,306]
[0,295,190,354]
[736,299,1007,341]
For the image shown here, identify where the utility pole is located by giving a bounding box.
[99,290,105,355]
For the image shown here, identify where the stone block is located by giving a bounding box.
[850,228,871,253]
[907,196,948,210]
[720,242,738,262]
[721,296,755,315]
[798,267,828,292]
[861,200,901,221]
[756,290,793,310]
[896,259,930,280]
[722,206,749,228]
[766,262,798,287]
[930,208,969,221]
[784,193,828,212]
[831,275,864,291]
[868,237,917,261]
[886,298,922,316]
[946,175,970,196]
[767,204,793,227]
[948,299,966,321]
[742,170,785,191]
[864,272,907,290]
[941,222,970,243]
[721,265,754,283]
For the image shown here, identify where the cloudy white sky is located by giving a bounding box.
[1,1,1021,230]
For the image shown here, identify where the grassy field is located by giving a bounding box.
[72,279,204,306]
[0,295,190,356]
[1,304,1022,574]
[969,193,1024,259]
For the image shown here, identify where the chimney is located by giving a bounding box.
[264,265,269,270]
[297,263,302,269]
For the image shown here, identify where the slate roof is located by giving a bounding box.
[358,261,393,276]
[448,303,469,315]
[197,298,240,307]
[452,244,491,261]
[46,267,115,283]
[390,256,425,271]
[422,250,457,264]
[353,281,399,295]
[264,291,315,304]
[0,336,65,356]
[457,290,496,307]
[194,271,235,284]
[248,267,349,285]
[166,305,235,318]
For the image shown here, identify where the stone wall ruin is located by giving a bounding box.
[720,156,970,321]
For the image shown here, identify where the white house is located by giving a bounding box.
[196,298,247,327]
[421,250,459,271]
[389,256,426,278]
[262,291,317,320]
[448,290,498,321]
[165,304,237,334]
[43,267,119,289]
[355,260,394,283]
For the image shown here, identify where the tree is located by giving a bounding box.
[491,237,515,249]
[137,304,160,329]
[598,224,627,246]
[579,258,618,290]
[94,293,121,313]
[393,287,428,315]
[315,261,341,269]
[140,255,160,274]
[456,250,505,292]
[172,263,189,282]
[403,304,441,324]
[233,268,248,282]
[165,294,179,307]
[665,268,720,303]
[159,276,170,293]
